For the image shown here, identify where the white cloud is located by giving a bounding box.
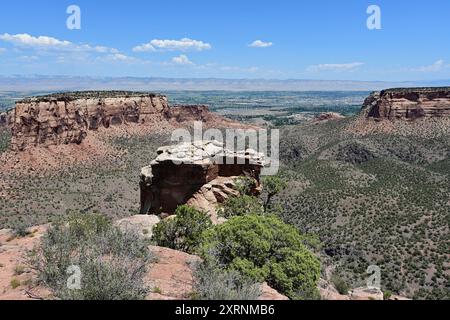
[219,66,259,73]
[307,62,364,72]
[133,38,211,52]
[0,48,6,53]
[409,60,445,72]
[17,55,39,61]
[248,40,273,48]
[108,53,134,61]
[171,54,194,65]
[0,33,118,53]
[0,33,71,48]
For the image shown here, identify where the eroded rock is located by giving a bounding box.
[10,92,170,151]
[363,87,450,121]
[140,141,266,216]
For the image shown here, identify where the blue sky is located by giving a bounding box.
[0,0,449,81]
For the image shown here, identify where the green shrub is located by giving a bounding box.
[331,275,350,295]
[200,214,321,300]
[192,261,262,300]
[29,212,151,300]
[10,278,21,289]
[383,290,392,300]
[12,221,30,238]
[219,195,264,218]
[233,177,256,195]
[152,205,212,254]
[261,176,287,211]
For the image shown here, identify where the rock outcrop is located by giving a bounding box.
[140,141,266,216]
[363,87,450,120]
[314,112,345,122]
[8,90,246,152]
[10,91,170,151]
[169,105,212,122]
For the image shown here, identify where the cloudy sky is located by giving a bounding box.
[0,0,449,81]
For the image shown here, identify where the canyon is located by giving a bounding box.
[1,88,448,300]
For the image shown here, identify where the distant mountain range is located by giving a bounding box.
[1,75,450,92]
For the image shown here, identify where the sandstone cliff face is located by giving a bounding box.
[363,87,450,120]
[10,91,170,151]
[140,141,265,216]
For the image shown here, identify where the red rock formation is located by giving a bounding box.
[8,92,246,152]
[10,92,170,151]
[169,104,250,129]
[140,141,265,216]
[363,87,450,120]
[169,105,212,122]
[313,112,345,122]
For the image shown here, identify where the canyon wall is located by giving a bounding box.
[363,87,450,120]
[10,92,170,151]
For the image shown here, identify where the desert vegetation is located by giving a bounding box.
[274,118,450,299]
[0,128,10,154]
[29,213,152,300]
[191,261,262,300]
[152,205,212,254]
[200,214,321,300]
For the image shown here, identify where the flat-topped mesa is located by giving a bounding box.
[363,87,450,121]
[140,140,266,217]
[10,91,170,151]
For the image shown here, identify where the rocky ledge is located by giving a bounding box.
[140,140,266,219]
[363,87,450,120]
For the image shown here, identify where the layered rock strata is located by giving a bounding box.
[363,87,450,120]
[10,91,170,151]
[140,141,266,216]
